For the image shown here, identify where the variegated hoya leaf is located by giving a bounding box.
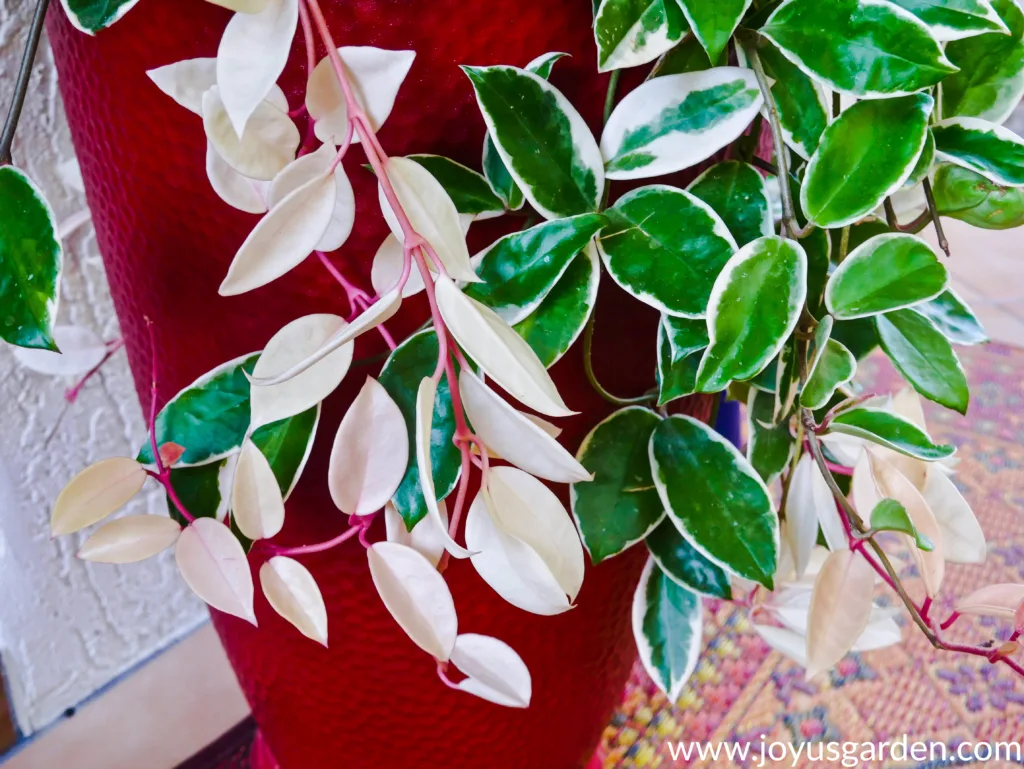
[675,0,752,64]
[932,117,1024,186]
[687,161,773,247]
[800,339,857,411]
[407,155,505,218]
[594,0,690,73]
[828,407,956,461]
[14,325,106,376]
[645,518,733,599]
[61,0,141,33]
[746,388,795,486]
[915,287,989,345]
[887,0,1007,42]
[933,163,1024,229]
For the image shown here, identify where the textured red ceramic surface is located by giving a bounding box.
[46,2,700,766]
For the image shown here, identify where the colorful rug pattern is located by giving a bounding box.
[599,343,1024,768]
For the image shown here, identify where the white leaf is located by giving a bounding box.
[247,290,401,387]
[384,501,448,568]
[232,439,285,540]
[370,234,426,298]
[921,464,986,564]
[329,376,408,515]
[206,0,271,10]
[487,466,585,601]
[203,87,299,181]
[51,458,148,537]
[459,370,590,484]
[877,387,930,489]
[805,548,875,679]
[852,615,902,652]
[956,583,1024,620]
[379,156,477,283]
[786,454,847,578]
[260,556,328,645]
[464,486,572,615]
[267,143,355,252]
[415,378,473,559]
[450,633,532,708]
[176,518,256,625]
[218,172,336,296]
[147,58,218,115]
[306,47,416,145]
[435,275,573,418]
[367,541,458,660]
[249,314,354,428]
[14,325,107,376]
[851,450,881,519]
[77,515,181,564]
[753,623,808,667]
[206,142,267,214]
[216,0,299,136]
[866,449,945,597]
[820,432,868,468]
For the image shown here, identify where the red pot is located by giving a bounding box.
[47,2,712,766]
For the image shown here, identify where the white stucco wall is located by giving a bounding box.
[0,0,204,738]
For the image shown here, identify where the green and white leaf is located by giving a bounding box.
[645,518,732,599]
[594,0,690,72]
[906,131,937,190]
[915,288,989,344]
[875,308,970,414]
[696,236,807,393]
[378,331,461,529]
[675,0,753,64]
[687,161,773,247]
[598,185,737,317]
[513,243,600,367]
[933,163,1024,228]
[407,155,505,218]
[932,117,1024,186]
[801,94,934,228]
[871,498,934,551]
[828,407,956,460]
[773,335,801,423]
[656,316,705,404]
[250,405,320,500]
[651,34,721,77]
[600,68,763,180]
[464,66,604,220]
[465,213,606,323]
[650,415,779,587]
[888,0,1007,40]
[800,339,857,410]
[825,233,947,320]
[632,557,704,701]
[0,167,62,351]
[761,0,958,97]
[571,407,666,563]
[746,388,795,486]
[61,0,141,33]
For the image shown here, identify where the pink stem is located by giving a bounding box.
[64,337,125,404]
[941,611,962,630]
[436,661,462,690]
[267,522,361,557]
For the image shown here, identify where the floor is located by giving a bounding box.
[0,220,1021,768]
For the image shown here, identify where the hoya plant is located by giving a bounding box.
[5,0,1024,709]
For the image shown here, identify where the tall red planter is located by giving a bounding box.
[45,2,690,767]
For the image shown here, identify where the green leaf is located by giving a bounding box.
[407,155,505,217]
[874,308,970,414]
[250,405,320,499]
[915,288,989,345]
[687,161,773,246]
[746,388,795,485]
[650,414,778,587]
[825,233,947,320]
[600,68,762,180]
[773,334,800,422]
[870,498,935,550]
[933,118,1024,186]
[378,331,461,528]
[61,0,141,33]
[652,34,721,76]
[656,316,704,404]
[696,235,806,393]
[513,244,599,368]
[0,167,62,351]
[828,407,956,460]
[480,53,565,211]
[598,185,737,317]
[166,460,227,528]
[632,557,703,701]
[745,40,830,160]
[464,214,606,323]
[933,163,1024,229]
[464,66,603,220]
[646,518,732,599]
[761,0,958,97]
[905,129,936,188]
[887,0,1007,40]
[663,314,711,361]
[943,7,1024,124]
[676,0,753,63]
[801,94,934,228]
[594,0,690,72]
[137,353,260,466]
[832,317,881,360]
[571,407,666,563]
[800,339,857,410]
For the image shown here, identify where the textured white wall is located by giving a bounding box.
[0,0,205,738]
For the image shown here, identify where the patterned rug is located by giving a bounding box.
[598,343,1024,768]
